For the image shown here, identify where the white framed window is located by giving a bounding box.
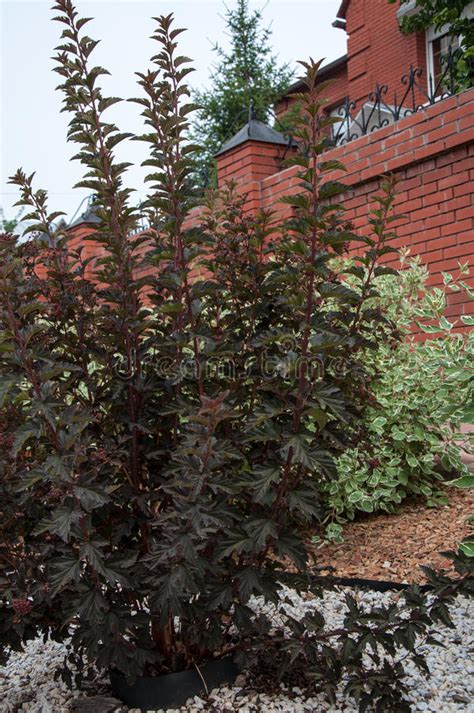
[426,2,474,95]
[426,26,460,95]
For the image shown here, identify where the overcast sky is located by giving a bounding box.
[0,0,347,224]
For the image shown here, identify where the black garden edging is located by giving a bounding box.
[110,576,433,710]
[309,574,434,593]
[110,655,239,711]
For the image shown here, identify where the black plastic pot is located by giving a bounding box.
[110,655,239,711]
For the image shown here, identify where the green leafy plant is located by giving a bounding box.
[442,306,474,559]
[450,470,474,557]
[324,253,473,533]
[0,4,472,711]
[0,206,23,232]
[389,0,474,89]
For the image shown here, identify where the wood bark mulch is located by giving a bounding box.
[309,487,473,584]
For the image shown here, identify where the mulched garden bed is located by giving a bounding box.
[310,486,473,584]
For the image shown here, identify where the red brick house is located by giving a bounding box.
[69,0,474,323]
[276,0,472,132]
[212,0,474,324]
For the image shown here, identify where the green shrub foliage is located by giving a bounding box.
[325,255,474,532]
[0,3,472,710]
[388,0,474,89]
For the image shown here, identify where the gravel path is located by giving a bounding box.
[0,587,472,713]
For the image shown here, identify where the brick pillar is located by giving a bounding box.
[214,116,297,192]
[216,140,289,187]
[64,203,102,280]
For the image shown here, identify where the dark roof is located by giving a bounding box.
[282,55,348,98]
[337,0,350,19]
[215,118,295,157]
[68,204,101,229]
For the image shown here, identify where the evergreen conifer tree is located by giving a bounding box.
[192,0,293,186]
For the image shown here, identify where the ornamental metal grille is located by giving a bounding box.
[331,45,466,146]
[67,46,469,218]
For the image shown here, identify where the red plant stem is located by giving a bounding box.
[145,68,205,399]
[69,10,144,491]
[4,295,61,452]
[273,81,322,518]
[79,512,102,591]
[350,181,394,333]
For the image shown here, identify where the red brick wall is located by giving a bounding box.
[276,60,348,120]
[217,88,474,324]
[67,90,474,325]
[217,142,291,186]
[344,0,427,105]
[276,0,429,125]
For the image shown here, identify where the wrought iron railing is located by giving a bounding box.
[331,45,466,146]
[68,46,468,219]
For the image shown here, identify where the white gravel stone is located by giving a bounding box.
[0,587,472,712]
